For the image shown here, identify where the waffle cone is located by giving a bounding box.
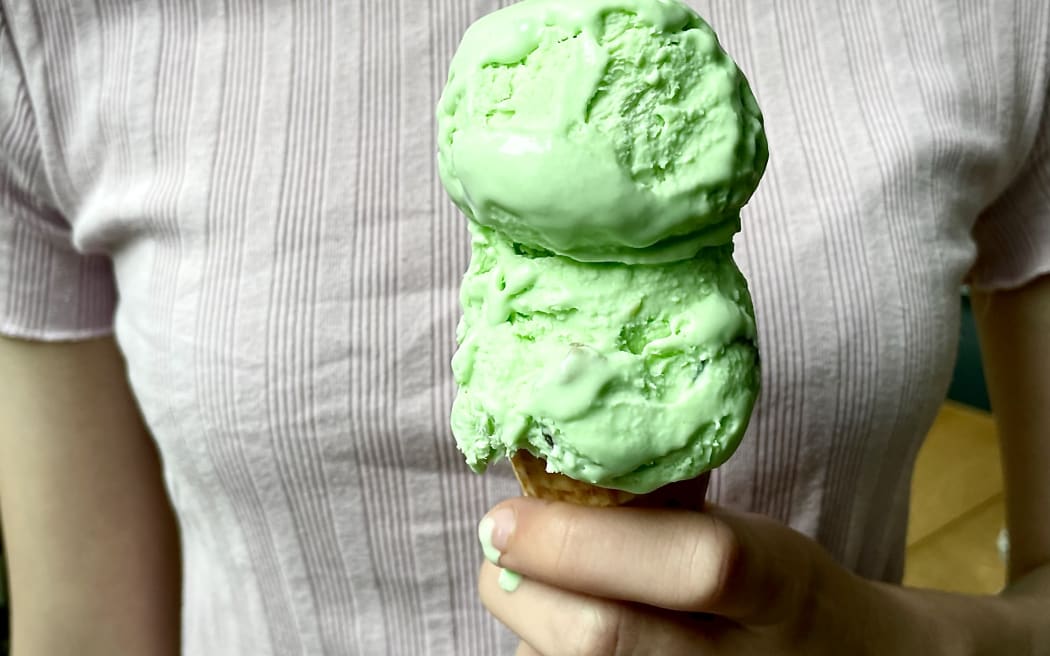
[510,451,710,511]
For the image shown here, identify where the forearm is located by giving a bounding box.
[0,336,181,656]
[962,276,1050,655]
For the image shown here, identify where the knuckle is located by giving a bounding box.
[780,535,822,627]
[547,502,588,576]
[679,515,742,611]
[572,604,636,656]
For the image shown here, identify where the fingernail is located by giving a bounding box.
[477,507,516,564]
[498,568,522,592]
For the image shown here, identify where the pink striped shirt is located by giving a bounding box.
[1,1,1048,653]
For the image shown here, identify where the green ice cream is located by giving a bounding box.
[439,0,766,494]
[452,225,758,493]
[437,0,767,264]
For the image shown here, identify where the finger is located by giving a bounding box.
[515,641,543,656]
[480,498,820,625]
[479,561,727,656]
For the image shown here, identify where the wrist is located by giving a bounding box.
[1002,563,1050,653]
[873,580,1036,656]
[867,580,970,655]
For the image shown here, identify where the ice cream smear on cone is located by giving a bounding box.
[438,0,768,500]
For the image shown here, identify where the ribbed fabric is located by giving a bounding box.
[0,1,1047,654]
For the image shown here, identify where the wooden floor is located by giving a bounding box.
[904,402,1006,595]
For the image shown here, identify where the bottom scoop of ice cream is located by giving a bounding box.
[450,225,759,494]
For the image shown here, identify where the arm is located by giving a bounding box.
[972,274,1050,643]
[0,336,181,656]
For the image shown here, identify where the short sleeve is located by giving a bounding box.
[0,11,115,340]
[970,86,1050,292]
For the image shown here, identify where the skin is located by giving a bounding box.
[0,336,181,656]
[0,280,1042,655]
[478,274,1050,655]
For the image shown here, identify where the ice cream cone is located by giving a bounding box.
[441,0,764,504]
[510,450,710,511]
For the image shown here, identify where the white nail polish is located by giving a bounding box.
[498,568,522,592]
[478,516,502,564]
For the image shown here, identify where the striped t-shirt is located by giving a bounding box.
[1,1,1048,653]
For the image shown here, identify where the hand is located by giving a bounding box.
[476,497,1017,655]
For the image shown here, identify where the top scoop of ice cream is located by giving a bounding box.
[437,0,767,264]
